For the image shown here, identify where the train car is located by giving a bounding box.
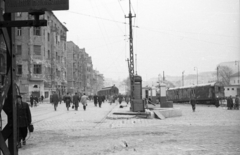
[167,82,224,105]
[97,85,119,97]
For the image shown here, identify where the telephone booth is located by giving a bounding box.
[131,75,145,112]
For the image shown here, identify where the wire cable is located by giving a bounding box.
[117,0,125,15]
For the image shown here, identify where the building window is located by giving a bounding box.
[17,65,22,74]
[48,50,50,59]
[45,91,49,98]
[33,27,41,36]
[232,88,234,90]
[48,33,50,41]
[16,45,22,55]
[17,27,22,36]
[227,88,229,91]
[33,64,42,74]
[34,45,41,55]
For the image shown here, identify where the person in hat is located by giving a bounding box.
[64,93,72,111]
[80,93,88,111]
[17,95,32,148]
[73,93,80,111]
[51,92,59,111]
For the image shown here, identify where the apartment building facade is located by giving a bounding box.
[14,11,68,101]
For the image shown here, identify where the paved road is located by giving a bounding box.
[1,100,116,130]
[1,101,240,155]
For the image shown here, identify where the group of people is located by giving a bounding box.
[50,92,89,111]
[226,95,239,110]
[30,95,44,107]
[93,95,105,108]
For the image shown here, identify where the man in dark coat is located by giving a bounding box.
[17,95,32,148]
[229,96,233,110]
[190,93,196,112]
[98,95,103,108]
[93,94,98,107]
[235,95,239,110]
[30,95,33,107]
[73,93,80,111]
[64,93,72,111]
[51,92,59,111]
[41,95,44,103]
[118,94,123,104]
[215,98,220,108]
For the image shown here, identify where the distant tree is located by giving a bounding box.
[163,80,175,88]
[122,77,131,95]
[217,65,233,85]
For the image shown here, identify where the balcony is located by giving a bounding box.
[29,74,45,81]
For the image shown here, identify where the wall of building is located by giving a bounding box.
[15,11,68,102]
[224,86,238,97]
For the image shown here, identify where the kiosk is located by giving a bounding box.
[131,75,145,112]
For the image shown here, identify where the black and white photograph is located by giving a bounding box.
[0,0,239,155]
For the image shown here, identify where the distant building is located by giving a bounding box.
[224,85,239,97]
[14,11,68,101]
[230,72,240,85]
[224,72,240,97]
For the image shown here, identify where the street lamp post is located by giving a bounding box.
[182,71,184,86]
[194,67,198,85]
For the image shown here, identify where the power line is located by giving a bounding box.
[137,26,239,48]
[67,10,126,25]
[66,11,238,38]
[117,0,125,15]
[65,11,238,48]
[101,1,124,34]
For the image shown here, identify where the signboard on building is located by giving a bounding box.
[5,0,69,13]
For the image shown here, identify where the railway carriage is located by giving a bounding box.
[97,85,119,97]
[167,82,224,105]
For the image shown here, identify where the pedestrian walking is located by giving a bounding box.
[73,93,80,111]
[41,95,44,103]
[98,95,103,108]
[190,92,196,112]
[30,95,33,107]
[234,95,239,110]
[80,93,88,111]
[215,98,220,108]
[93,94,98,107]
[228,96,233,110]
[64,93,72,111]
[118,94,123,104]
[16,95,32,148]
[51,92,59,111]
[125,95,130,104]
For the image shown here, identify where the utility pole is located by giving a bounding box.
[135,54,137,75]
[125,0,136,105]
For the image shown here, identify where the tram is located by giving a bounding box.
[166,82,225,105]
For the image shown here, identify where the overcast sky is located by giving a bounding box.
[54,0,239,81]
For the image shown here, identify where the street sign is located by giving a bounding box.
[5,0,69,13]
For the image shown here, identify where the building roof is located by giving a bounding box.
[168,82,221,90]
[224,85,240,87]
[101,85,117,91]
[50,11,68,31]
[230,72,240,78]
